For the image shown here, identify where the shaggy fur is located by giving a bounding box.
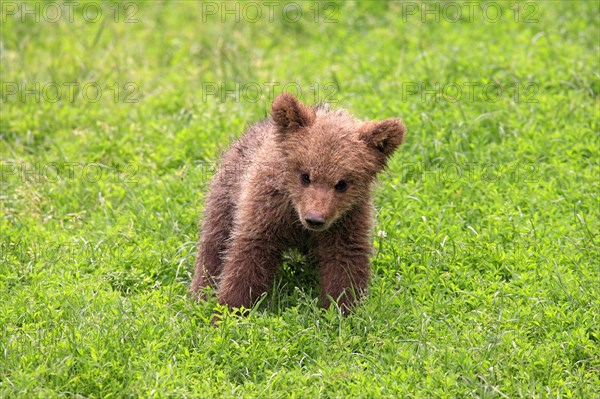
[191,93,406,314]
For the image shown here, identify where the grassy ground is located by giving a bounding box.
[1,1,599,397]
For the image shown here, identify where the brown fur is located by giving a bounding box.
[191,93,406,314]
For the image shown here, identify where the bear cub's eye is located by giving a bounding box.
[300,173,311,186]
[334,180,348,192]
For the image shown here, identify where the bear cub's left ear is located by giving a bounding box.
[359,118,406,161]
[271,92,316,134]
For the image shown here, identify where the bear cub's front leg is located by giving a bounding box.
[316,208,373,313]
[217,233,282,310]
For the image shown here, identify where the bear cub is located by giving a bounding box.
[192,93,406,314]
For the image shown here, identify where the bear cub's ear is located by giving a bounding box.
[271,93,316,133]
[359,118,406,160]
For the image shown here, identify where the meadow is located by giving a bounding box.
[1,1,599,397]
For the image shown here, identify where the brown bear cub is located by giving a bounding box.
[191,93,406,314]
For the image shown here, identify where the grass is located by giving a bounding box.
[1,1,599,397]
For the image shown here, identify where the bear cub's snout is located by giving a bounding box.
[304,213,326,230]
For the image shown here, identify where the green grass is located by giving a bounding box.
[1,1,599,397]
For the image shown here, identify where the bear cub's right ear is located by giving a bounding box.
[271,93,316,133]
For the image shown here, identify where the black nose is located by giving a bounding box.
[305,214,326,228]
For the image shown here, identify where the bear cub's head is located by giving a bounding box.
[271,93,406,232]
